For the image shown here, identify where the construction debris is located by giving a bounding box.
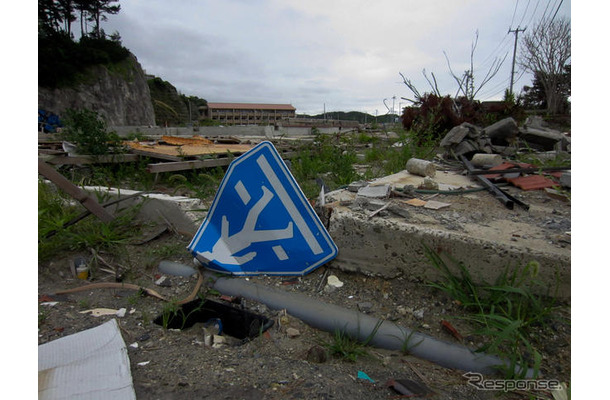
[405,158,436,177]
[440,117,570,159]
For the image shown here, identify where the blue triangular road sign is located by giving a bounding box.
[187,141,338,275]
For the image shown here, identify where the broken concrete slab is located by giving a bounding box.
[357,184,391,198]
[519,127,565,150]
[440,117,570,159]
[471,153,503,168]
[439,122,481,147]
[483,117,519,146]
[324,170,570,299]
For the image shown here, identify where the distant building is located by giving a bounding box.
[201,102,296,125]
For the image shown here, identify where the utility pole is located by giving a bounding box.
[508,26,526,96]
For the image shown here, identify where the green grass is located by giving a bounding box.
[321,318,384,362]
[38,180,142,262]
[323,329,369,362]
[423,244,563,379]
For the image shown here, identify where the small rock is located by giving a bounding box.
[396,305,408,316]
[358,302,373,313]
[419,177,438,190]
[412,308,425,319]
[327,275,344,288]
[286,328,300,338]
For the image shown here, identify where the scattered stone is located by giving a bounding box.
[348,181,368,192]
[412,308,425,319]
[396,305,408,316]
[286,328,301,338]
[327,275,344,288]
[419,177,438,190]
[357,302,373,313]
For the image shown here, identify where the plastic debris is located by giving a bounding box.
[327,275,344,288]
[80,308,121,317]
[357,371,375,383]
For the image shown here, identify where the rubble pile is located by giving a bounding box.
[439,116,570,159]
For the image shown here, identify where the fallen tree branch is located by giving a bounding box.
[55,269,205,305]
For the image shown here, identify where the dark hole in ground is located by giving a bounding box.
[154,299,274,340]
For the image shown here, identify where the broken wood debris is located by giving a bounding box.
[38,160,115,223]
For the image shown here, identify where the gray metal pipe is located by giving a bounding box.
[206,274,533,377]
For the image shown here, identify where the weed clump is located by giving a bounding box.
[424,244,563,379]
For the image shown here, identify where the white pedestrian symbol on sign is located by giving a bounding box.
[188,141,337,276]
[197,186,293,265]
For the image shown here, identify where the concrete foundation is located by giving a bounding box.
[323,170,570,299]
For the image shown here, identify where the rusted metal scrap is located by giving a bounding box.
[459,155,529,210]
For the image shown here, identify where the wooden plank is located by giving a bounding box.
[129,148,183,161]
[125,141,254,157]
[38,160,114,223]
[40,154,140,165]
[146,150,299,173]
[147,158,233,173]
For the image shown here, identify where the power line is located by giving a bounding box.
[516,0,532,28]
[509,0,520,29]
[547,0,564,25]
[539,0,552,21]
[523,0,542,30]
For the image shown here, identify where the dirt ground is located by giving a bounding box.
[38,182,571,400]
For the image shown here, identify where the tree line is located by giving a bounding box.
[38,0,128,88]
[38,0,120,39]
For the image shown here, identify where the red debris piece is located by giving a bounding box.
[440,320,463,342]
[507,175,558,191]
[39,294,55,303]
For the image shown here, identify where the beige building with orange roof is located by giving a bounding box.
[201,102,296,125]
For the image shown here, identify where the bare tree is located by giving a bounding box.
[400,31,506,104]
[518,17,571,114]
[444,30,507,101]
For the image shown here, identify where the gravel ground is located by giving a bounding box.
[38,218,570,399]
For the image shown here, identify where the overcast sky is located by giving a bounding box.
[100,0,571,116]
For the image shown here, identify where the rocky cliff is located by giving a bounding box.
[38,53,155,126]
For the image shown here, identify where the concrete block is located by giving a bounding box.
[560,171,571,188]
[326,205,570,298]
